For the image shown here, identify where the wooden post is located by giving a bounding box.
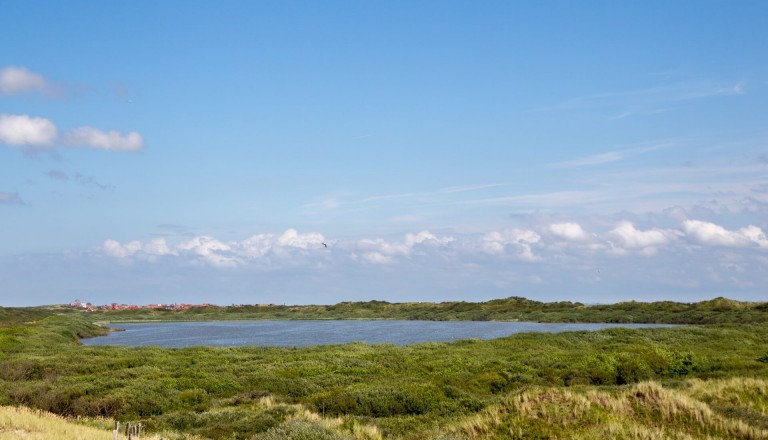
[113,421,119,440]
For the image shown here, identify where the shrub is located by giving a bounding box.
[177,388,210,412]
[616,355,653,385]
[313,384,444,417]
[254,419,353,440]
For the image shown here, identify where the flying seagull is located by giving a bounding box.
[321,242,328,248]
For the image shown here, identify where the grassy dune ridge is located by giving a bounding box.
[1,297,767,438]
[74,296,768,324]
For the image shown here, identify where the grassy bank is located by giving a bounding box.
[76,296,768,324]
[1,298,767,438]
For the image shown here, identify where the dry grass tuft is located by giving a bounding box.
[448,378,768,439]
[0,405,168,440]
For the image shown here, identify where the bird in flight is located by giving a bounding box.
[321,242,328,248]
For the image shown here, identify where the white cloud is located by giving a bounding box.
[102,239,142,259]
[607,221,678,255]
[276,228,325,249]
[103,229,332,268]
[143,238,173,256]
[239,233,275,258]
[683,220,768,248]
[0,113,58,147]
[482,229,541,261]
[0,66,48,95]
[346,230,454,265]
[538,82,746,114]
[64,126,144,151]
[97,221,768,275]
[551,152,624,168]
[363,251,396,265]
[549,222,590,241]
[0,113,144,152]
[355,238,411,264]
[405,230,455,247]
[102,238,174,260]
[177,236,240,268]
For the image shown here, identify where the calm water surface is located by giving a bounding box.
[81,321,672,348]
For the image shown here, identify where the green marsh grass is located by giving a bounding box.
[1,298,767,438]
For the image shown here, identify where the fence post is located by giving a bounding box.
[113,421,119,440]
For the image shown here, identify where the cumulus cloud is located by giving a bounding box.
[100,229,462,267]
[338,230,454,265]
[0,66,48,95]
[276,228,325,249]
[63,126,144,151]
[405,230,455,247]
[0,192,24,205]
[355,238,411,265]
[103,238,174,260]
[607,221,678,255]
[239,233,275,258]
[0,113,143,152]
[102,239,143,259]
[103,229,332,268]
[683,220,768,248]
[549,222,590,241]
[482,229,541,260]
[0,113,58,147]
[177,236,240,268]
[96,221,768,276]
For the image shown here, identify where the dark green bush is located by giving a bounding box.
[313,384,443,417]
[615,355,653,385]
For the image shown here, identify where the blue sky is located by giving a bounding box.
[1,1,767,306]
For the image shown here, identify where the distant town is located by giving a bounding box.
[68,299,273,312]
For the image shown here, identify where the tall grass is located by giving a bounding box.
[449,378,768,439]
[0,405,169,440]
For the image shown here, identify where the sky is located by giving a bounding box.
[1,1,767,306]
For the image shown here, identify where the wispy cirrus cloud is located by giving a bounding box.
[303,182,515,213]
[45,170,116,191]
[45,170,69,181]
[0,192,24,205]
[549,140,678,169]
[533,81,745,122]
[551,151,624,168]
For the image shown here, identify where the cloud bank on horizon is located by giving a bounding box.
[1,2,767,306]
[99,219,768,268]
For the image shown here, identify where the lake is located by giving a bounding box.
[80,320,673,348]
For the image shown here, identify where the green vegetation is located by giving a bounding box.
[80,296,768,324]
[0,405,168,439]
[1,297,767,439]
